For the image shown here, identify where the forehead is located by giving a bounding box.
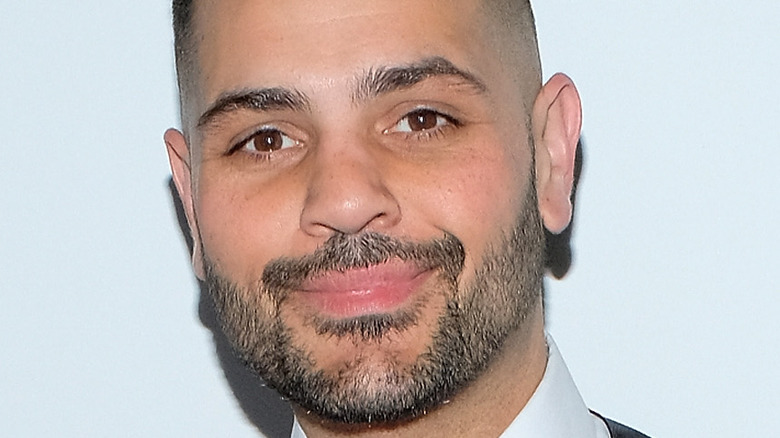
[193,0,498,103]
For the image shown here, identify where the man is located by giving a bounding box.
[165,0,649,436]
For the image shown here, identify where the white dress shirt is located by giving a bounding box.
[291,336,611,438]
[499,337,610,437]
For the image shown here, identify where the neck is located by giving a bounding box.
[294,305,547,438]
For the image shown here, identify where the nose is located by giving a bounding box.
[300,144,401,237]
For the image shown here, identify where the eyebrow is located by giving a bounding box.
[197,87,311,130]
[196,57,486,131]
[354,56,487,102]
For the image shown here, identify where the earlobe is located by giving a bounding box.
[532,73,582,234]
[164,128,206,279]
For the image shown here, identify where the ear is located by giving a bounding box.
[164,128,205,279]
[532,73,582,234]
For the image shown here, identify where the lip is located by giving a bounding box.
[297,259,434,318]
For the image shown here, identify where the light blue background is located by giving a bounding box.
[1,1,778,436]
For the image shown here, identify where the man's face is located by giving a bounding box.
[177,0,548,425]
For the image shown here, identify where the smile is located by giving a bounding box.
[297,259,435,318]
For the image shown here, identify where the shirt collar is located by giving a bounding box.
[500,336,609,437]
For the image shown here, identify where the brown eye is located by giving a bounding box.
[408,109,440,131]
[239,128,297,153]
[388,108,455,135]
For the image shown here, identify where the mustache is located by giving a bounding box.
[261,232,465,294]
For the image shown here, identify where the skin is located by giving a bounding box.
[165,0,582,436]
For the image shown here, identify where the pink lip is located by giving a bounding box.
[298,260,433,318]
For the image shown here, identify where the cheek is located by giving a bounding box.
[194,169,305,282]
[403,136,532,274]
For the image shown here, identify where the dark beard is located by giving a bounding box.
[203,187,545,425]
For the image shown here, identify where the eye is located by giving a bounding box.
[234,127,298,154]
[389,108,457,134]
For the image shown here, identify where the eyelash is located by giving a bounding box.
[228,126,300,160]
[387,108,462,142]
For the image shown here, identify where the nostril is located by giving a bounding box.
[300,185,402,237]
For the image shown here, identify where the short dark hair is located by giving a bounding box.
[171,0,197,126]
[171,1,536,70]
[172,0,193,82]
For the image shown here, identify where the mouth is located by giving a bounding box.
[297,259,435,318]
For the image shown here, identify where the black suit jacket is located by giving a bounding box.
[592,411,651,438]
[605,418,650,438]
